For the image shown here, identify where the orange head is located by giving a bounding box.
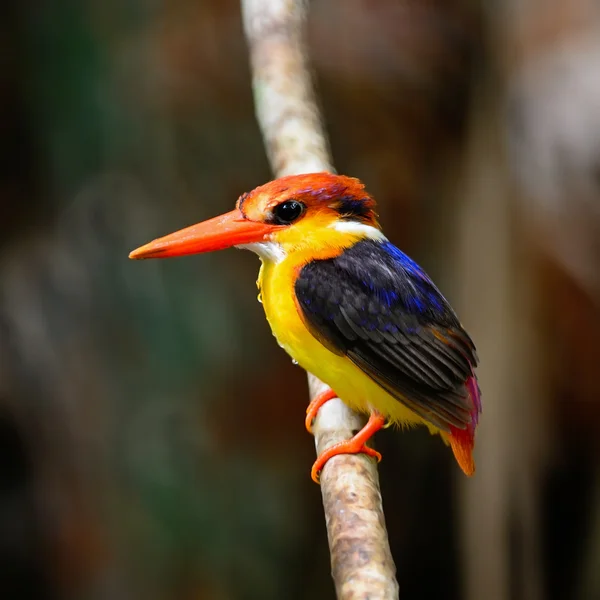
[129,173,382,262]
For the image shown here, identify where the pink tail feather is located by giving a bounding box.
[449,375,481,476]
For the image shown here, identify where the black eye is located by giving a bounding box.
[272,200,305,225]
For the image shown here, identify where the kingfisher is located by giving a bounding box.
[130,173,481,483]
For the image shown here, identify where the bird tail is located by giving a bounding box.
[447,375,481,476]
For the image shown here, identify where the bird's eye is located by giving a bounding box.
[272,200,305,225]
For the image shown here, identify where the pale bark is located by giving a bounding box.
[241,1,399,597]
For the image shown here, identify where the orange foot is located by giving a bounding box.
[311,412,386,484]
[305,387,338,433]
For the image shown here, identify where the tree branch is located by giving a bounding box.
[241,1,399,597]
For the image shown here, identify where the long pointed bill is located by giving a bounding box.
[129,209,281,259]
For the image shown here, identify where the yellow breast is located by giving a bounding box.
[257,253,436,431]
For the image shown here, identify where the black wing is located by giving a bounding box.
[294,239,479,431]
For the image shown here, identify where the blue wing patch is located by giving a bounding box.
[294,239,478,431]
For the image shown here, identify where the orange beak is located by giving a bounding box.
[129,209,282,260]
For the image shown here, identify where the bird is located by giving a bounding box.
[129,172,481,483]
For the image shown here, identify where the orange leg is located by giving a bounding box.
[305,387,338,433]
[311,412,386,484]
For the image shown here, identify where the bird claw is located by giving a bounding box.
[305,388,338,433]
[311,441,382,484]
[310,412,386,484]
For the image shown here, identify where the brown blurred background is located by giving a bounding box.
[1,0,600,598]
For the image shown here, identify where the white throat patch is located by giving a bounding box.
[236,241,286,263]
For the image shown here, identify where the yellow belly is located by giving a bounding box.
[258,257,441,433]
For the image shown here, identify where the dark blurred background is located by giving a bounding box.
[1,0,600,599]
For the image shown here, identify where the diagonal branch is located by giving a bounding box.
[241,1,399,597]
